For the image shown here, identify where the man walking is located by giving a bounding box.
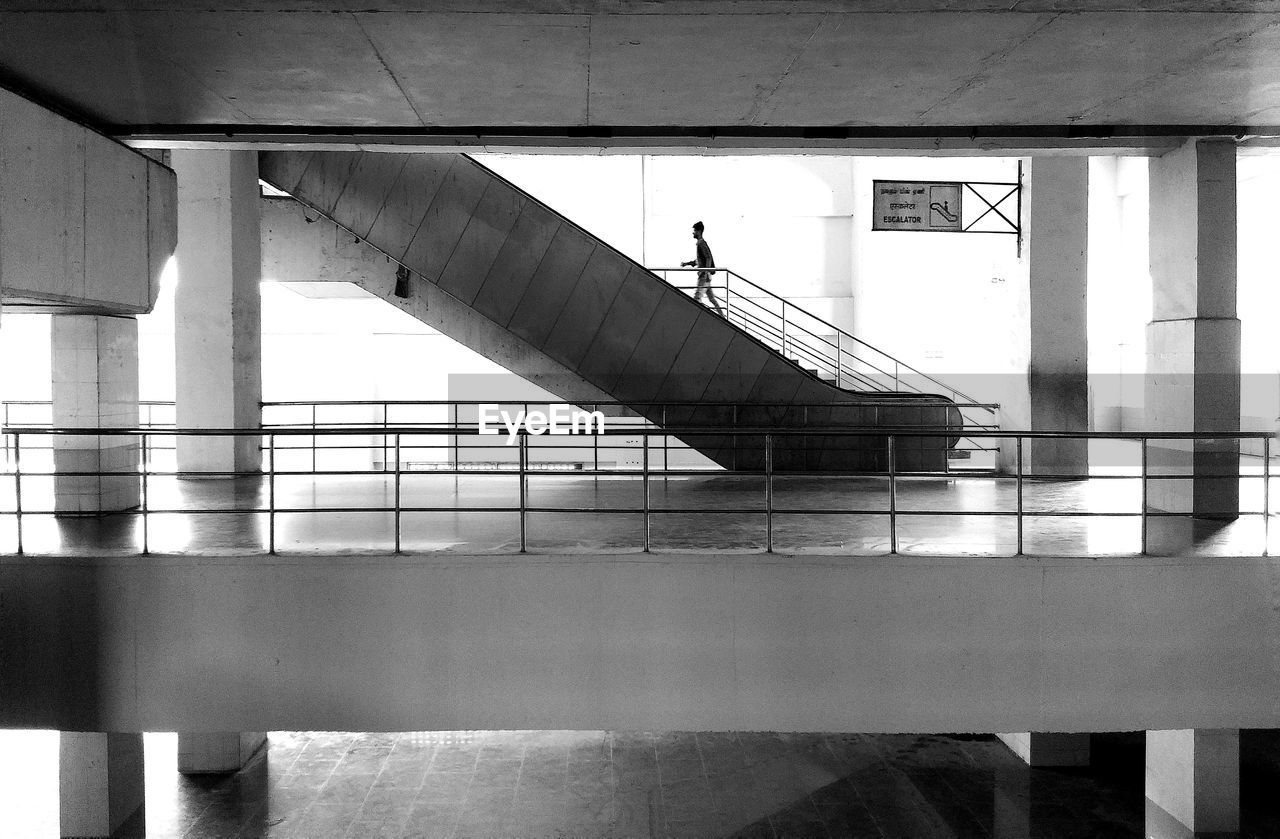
[681,220,725,316]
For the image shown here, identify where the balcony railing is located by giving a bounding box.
[4,398,999,471]
[0,424,1273,558]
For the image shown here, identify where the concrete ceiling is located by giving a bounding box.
[2,2,1280,149]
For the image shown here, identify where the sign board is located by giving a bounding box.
[872,180,963,232]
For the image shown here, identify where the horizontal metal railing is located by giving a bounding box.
[3,397,998,471]
[1,399,174,429]
[0,425,1273,558]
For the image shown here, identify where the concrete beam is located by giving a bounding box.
[0,88,173,314]
[2,553,1278,735]
[4,6,1280,133]
[129,135,1187,157]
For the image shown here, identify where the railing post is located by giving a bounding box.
[1015,436,1024,556]
[660,404,669,476]
[13,432,22,556]
[310,404,317,474]
[394,433,402,554]
[452,402,460,469]
[1140,437,1148,556]
[268,433,277,555]
[732,404,739,471]
[887,435,898,555]
[1264,435,1270,558]
[519,433,527,553]
[765,434,773,553]
[382,403,389,473]
[141,433,149,555]
[642,433,651,553]
[836,332,843,388]
[780,300,788,359]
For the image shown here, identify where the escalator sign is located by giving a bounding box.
[872,181,963,232]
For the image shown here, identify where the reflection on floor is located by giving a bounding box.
[5,730,1280,838]
[1,464,1275,557]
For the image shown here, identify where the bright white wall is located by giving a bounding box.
[1238,154,1280,433]
[1087,156,1151,431]
[258,285,508,405]
[477,154,859,326]
[476,155,646,263]
[7,152,1280,437]
[1086,151,1280,434]
[849,157,1025,410]
[480,154,1028,410]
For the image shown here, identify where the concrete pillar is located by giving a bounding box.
[996,732,1090,767]
[173,150,262,474]
[1027,157,1089,476]
[992,763,1032,839]
[1146,139,1240,521]
[178,732,267,774]
[59,732,145,838]
[51,315,140,513]
[1146,729,1239,835]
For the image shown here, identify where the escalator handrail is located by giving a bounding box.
[655,266,988,407]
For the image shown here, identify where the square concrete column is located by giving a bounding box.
[1146,729,1238,835]
[178,732,267,774]
[1026,157,1089,477]
[59,732,145,838]
[996,732,1090,767]
[1146,139,1240,520]
[172,149,262,474]
[51,315,140,513]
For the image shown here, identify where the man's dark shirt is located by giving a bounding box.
[695,238,714,278]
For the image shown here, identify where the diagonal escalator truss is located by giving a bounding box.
[259,151,968,473]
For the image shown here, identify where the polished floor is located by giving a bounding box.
[1,442,1274,557]
[6,730,1280,838]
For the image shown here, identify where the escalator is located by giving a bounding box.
[259,151,966,472]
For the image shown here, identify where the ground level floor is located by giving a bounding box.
[5,729,1280,838]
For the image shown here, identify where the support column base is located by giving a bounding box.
[1144,317,1241,520]
[1146,729,1239,835]
[60,732,145,839]
[178,732,267,774]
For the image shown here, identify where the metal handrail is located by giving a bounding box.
[3,398,1000,411]
[1,424,1272,559]
[2,397,1003,462]
[654,266,987,404]
[6,425,1274,440]
[657,265,1000,455]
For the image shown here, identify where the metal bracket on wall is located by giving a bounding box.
[959,163,1023,254]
